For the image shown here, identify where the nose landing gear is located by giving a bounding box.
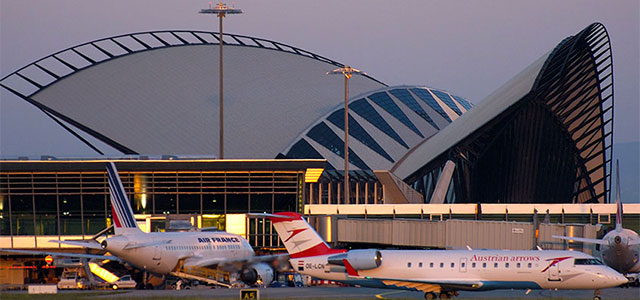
[593,289,601,300]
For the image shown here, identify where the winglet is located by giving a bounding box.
[343,259,360,277]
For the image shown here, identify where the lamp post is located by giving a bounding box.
[327,66,366,204]
[200,2,242,159]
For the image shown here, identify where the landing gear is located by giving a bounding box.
[424,291,456,299]
[593,289,601,300]
[424,292,436,300]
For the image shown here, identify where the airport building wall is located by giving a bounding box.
[0,158,325,250]
[327,217,597,254]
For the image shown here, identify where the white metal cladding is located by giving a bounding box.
[282,85,472,170]
[25,42,384,157]
[391,52,551,178]
[444,220,534,250]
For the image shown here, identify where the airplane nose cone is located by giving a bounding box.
[614,273,628,286]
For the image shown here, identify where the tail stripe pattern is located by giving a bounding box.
[106,162,137,228]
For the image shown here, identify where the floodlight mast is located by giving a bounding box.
[200,2,242,159]
[327,66,366,204]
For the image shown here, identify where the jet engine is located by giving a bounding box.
[328,249,382,270]
[240,263,274,286]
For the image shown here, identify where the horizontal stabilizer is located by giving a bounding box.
[50,239,103,250]
[0,248,120,261]
[552,235,609,245]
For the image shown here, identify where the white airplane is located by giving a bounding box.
[1,162,279,287]
[263,212,627,300]
[554,161,640,281]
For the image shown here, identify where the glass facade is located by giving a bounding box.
[0,160,313,249]
[306,122,370,170]
[350,98,410,148]
[430,89,463,116]
[364,93,423,138]
[451,95,473,110]
[410,88,452,122]
[327,109,394,163]
[389,89,439,130]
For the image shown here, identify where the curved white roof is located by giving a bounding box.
[4,31,384,158]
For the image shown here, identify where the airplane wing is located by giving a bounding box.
[367,276,484,293]
[0,248,121,261]
[123,240,171,250]
[552,235,609,245]
[50,239,103,250]
[187,253,289,269]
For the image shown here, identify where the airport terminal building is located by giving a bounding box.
[2,23,637,286]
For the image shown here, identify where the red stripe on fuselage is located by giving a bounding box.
[290,243,345,258]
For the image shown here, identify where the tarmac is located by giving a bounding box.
[5,286,638,299]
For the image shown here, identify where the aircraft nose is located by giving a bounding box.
[614,272,628,286]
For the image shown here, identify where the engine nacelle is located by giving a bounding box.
[240,262,274,286]
[327,249,382,270]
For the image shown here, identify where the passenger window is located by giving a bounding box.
[472,262,476,268]
[408,262,412,268]
[451,262,455,268]
[528,263,532,268]
[494,263,498,268]
[461,262,466,268]
[517,263,521,268]
[440,262,444,268]
[482,263,486,268]
[429,262,434,268]
[505,263,509,268]
[419,262,423,268]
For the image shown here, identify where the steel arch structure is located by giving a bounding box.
[400,23,614,204]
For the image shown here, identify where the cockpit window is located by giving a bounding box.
[574,258,603,265]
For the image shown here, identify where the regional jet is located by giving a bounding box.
[554,161,640,284]
[263,212,626,300]
[1,162,281,287]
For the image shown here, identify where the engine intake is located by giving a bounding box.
[239,263,274,286]
[327,249,382,270]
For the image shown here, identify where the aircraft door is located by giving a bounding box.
[153,246,161,260]
[459,258,467,273]
[547,264,560,281]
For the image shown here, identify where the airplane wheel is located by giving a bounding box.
[424,292,436,300]
[593,296,601,300]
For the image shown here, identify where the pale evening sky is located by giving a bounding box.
[1,0,638,157]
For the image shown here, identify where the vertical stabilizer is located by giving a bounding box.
[615,160,623,232]
[267,212,342,258]
[106,162,143,235]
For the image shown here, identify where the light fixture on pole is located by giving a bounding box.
[200,2,242,159]
[327,66,366,204]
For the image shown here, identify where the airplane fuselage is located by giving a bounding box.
[600,228,640,274]
[292,249,625,291]
[103,231,254,274]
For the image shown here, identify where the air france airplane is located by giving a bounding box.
[2,162,278,287]
[554,161,640,282]
[264,212,626,300]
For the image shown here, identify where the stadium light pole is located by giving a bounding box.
[200,2,242,159]
[327,66,366,204]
